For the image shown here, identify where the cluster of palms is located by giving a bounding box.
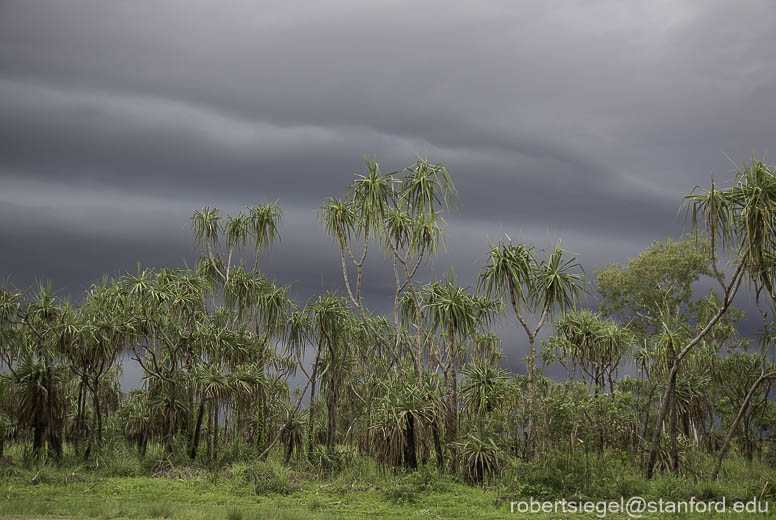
[1,157,776,483]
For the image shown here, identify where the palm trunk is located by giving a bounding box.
[403,412,418,469]
[526,336,536,455]
[164,390,176,456]
[447,367,458,472]
[432,420,444,471]
[445,327,458,473]
[189,399,206,460]
[307,384,317,459]
[75,378,86,456]
[32,416,44,460]
[207,402,213,460]
[639,383,656,466]
[94,377,103,447]
[213,402,219,460]
[326,384,337,455]
[45,366,62,460]
[84,388,98,461]
[140,431,148,458]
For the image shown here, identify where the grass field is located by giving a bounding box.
[0,445,773,519]
[3,474,772,520]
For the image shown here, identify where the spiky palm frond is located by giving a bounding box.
[191,207,221,246]
[248,203,283,262]
[478,238,535,312]
[461,363,509,417]
[457,422,503,484]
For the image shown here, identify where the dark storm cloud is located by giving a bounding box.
[2,0,775,377]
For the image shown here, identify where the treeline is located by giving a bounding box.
[1,157,776,483]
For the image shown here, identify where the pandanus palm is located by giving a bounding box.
[15,284,70,459]
[224,213,250,281]
[302,294,352,457]
[550,310,632,393]
[425,277,497,471]
[248,203,283,270]
[0,289,21,453]
[320,157,456,375]
[320,161,394,360]
[76,279,133,459]
[392,159,456,372]
[372,367,437,469]
[458,421,503,484]
[479,239,583,453]
[121,389,152,456]
[461,363,509,417]
[126,268,207,455]
[0,288,20,350]
[547,310,632,454]
[189,361,230,460]
[192,207,224,281]
[14,343,67,459]
[0,379,14,457]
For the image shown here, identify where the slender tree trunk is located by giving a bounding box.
[431,421,444,471]
[403,412,418,469]
[45,366,62,461]
[164,392,175,456]
[75,379,85,456]
[307,384,317,459]
[307,341,322,460]
[284,436,293,464]
[207,402,213,460]
[646,260,743,478]
[669,390,679,475]
[447,365,458,472]
[213,402,219,460]
[32,417,44,460]
[744,417,753,462]
[712,371,776,479]
[95,379,103,447]
[140,432,148,458]
[639,383,656,466]
[326,384,337,455]
[646,364,677,479]
[189,399,206,460]
[526,336,536,455]
[256,387,267,451]
[84,390,98,461]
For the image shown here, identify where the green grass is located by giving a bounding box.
[0,445,774,519]
[1,472,773,519]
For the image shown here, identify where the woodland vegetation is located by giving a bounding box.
[3,157,776,518]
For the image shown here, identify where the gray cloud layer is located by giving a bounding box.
[2,1,775,375]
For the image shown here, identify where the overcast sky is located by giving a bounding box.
[1,1,775,376]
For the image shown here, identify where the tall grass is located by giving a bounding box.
[2,439,775,505]
[499,448,776,501]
